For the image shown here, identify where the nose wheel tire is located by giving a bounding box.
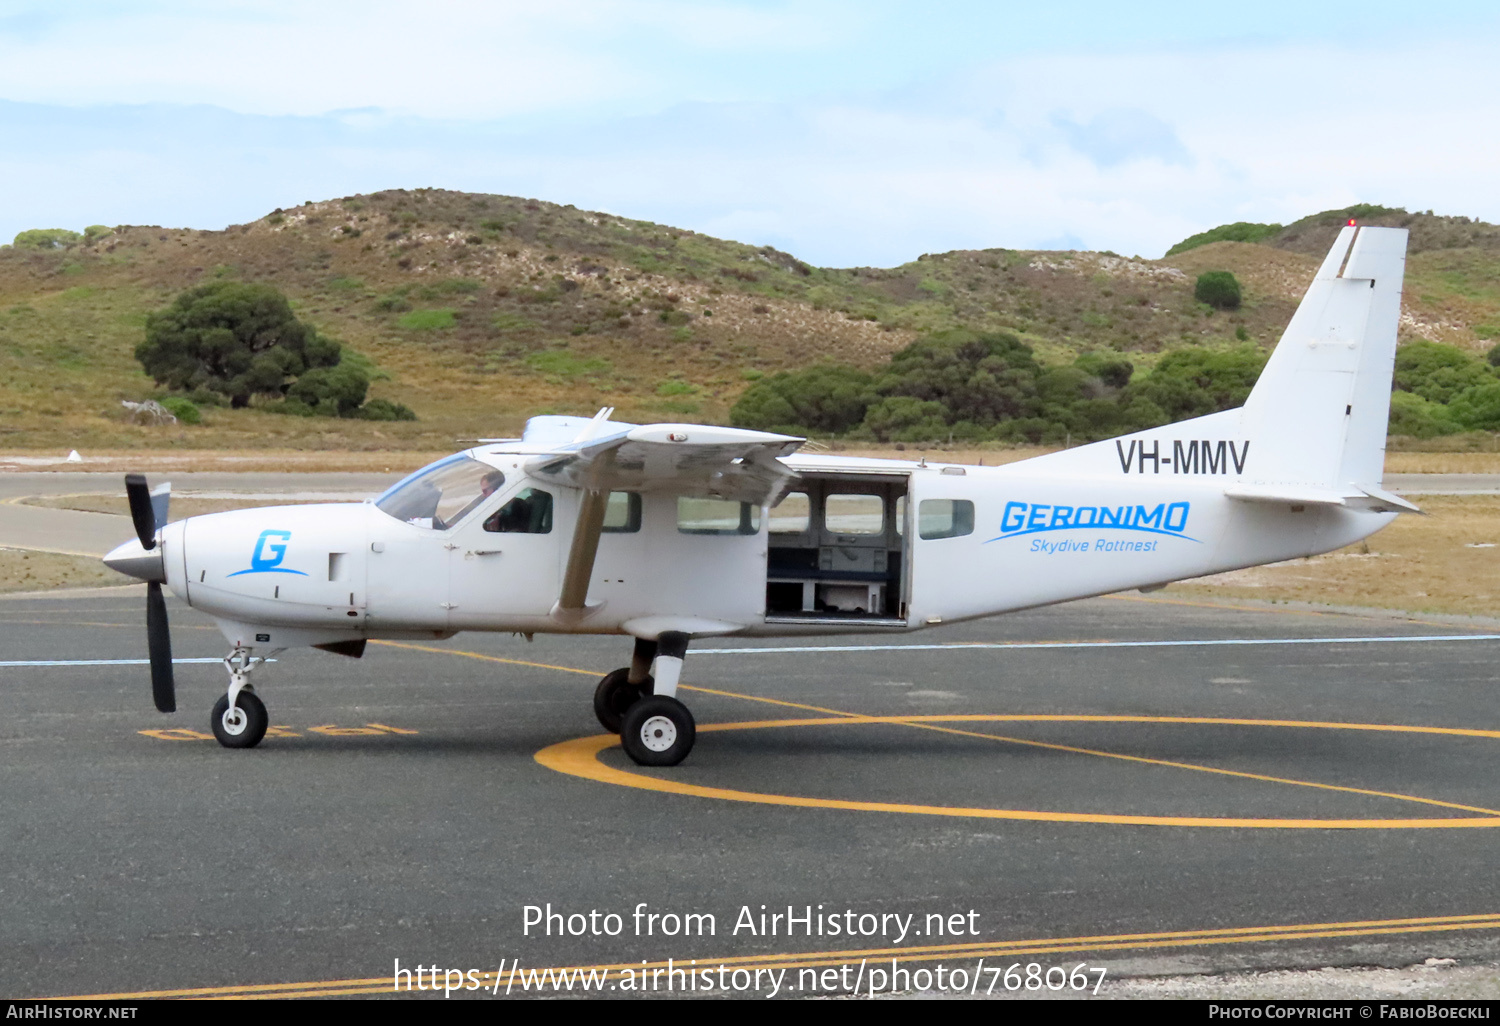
[593,667,652,734]
[211,691,268,749]
[620,695,695,766]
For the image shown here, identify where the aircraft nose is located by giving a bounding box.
[103,537,165,583]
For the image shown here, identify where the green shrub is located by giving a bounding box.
[1124,345,1267,421]
[492,312,540,333]
[656,380,696,396]
[1448,382,1500,431]
[397,308,456,330]
[12,228,82,250]
[730,364,875,435]
[286,363,370,416]
[158,397,202,424]
[264,397,315,417]
[83,225,112,243]
[524,350,610,379]
[184,387,225,407]
[863,396,948,442]
[355,398,418,421]
[136,281,343,407]
[875,329,1042,427]
[1388,390,1461,437]
[1074,353,1134,389]
[1393,340,1491,403]
[1194,271,1242,310]
[1165,222,1282,257]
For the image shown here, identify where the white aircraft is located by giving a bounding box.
[106,225,1416,766]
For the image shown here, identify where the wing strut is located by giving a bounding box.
[556,488,609,616]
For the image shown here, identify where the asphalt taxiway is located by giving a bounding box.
[7,591,1500,998]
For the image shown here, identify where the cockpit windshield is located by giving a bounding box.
[374,455,504,530]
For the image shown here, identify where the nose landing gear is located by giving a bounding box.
[212,690,268,748]
[210,647,270,749]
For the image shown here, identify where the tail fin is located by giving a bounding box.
[1238,225,1408,493]
[1007,224,1412,514]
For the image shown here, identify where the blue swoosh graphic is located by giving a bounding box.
[226,567,310,577]
[984,525,1200,544]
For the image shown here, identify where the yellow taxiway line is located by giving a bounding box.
[49,911,1500,1000]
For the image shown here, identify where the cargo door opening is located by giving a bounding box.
[765,473,908,625]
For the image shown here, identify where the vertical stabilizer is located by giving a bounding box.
[1238,225,1408,491]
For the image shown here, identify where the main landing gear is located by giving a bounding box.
[210,648,269,749]
[594,632,696,766]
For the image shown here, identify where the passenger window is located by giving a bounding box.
[677,497,761,535]
[769,491,810,533]
[918,499,974,540]
[602,492,642,533]
[484,488,553,533]
[825,494,884,535]
[895,495,905,536]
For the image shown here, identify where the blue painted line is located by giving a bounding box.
[696,635,1500,655]
[0,658,274,667]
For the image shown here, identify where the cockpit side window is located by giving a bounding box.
[375,456,502,530]
[484,488,553,534]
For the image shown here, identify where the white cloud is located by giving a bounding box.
[2,36,1498,263]
[0,1,843,118]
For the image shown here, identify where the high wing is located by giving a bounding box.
[522,416,804,618]
[525,420,804,505]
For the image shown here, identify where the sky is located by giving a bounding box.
[2,1,1498,265]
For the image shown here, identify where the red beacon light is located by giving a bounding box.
[1348,219,1357,226]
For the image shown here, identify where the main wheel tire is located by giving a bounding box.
[593,667,651,734]
[211,691,269,749]
[620,695,695,767]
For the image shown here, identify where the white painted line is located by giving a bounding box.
[696,635,1500,655]
[0,658,274,667]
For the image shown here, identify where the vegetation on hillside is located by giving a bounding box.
[2,192,1500,450]
[137,282,415,420]
[1166,223,1282,257]
[1167,204,1500,260]
[1193,271,1242,310]
[732,329,1267,443]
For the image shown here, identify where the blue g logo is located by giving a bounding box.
[228,530,309,577]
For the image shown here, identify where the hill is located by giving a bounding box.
[1,191,1497,450]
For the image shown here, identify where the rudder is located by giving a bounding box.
[1238,225,1408,492]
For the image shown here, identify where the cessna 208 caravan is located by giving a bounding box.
[105,225,1417,766]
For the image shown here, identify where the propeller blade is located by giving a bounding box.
[149,481,171,537]
[146,581,175,713]
[124,473,157,550]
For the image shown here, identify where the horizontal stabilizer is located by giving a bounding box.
[1225,483,1420,514]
